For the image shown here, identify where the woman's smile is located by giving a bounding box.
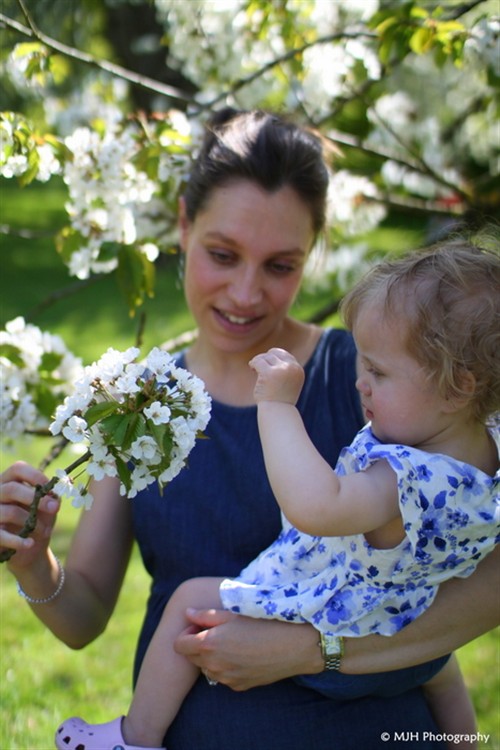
[213,306,265,332]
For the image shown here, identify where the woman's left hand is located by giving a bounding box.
[174,607,322,691]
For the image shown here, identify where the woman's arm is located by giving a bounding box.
[1,463,134,649]
[175,547,499,689]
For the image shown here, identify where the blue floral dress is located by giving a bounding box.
[220,423,500,637]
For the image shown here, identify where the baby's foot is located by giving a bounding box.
[55,715,162,749]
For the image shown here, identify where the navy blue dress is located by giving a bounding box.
[131,329,445,749]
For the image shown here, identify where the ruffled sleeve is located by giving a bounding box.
[356,427,500,586]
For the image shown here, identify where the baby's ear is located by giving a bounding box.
[458,368,477,398]
[444,368,476,413]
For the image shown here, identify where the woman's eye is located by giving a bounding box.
[267,261,296,275]
[208,249,234,265]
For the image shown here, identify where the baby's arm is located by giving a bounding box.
[250,348,399,537]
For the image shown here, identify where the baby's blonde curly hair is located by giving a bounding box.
[341,235,500,424]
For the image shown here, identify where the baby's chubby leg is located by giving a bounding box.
[124,576,225,748]
[423,653,477,750]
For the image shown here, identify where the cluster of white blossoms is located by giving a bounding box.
[0,318,83,445]
[63,125,160,279]
[49,346,211,506]
[157,0,380,108]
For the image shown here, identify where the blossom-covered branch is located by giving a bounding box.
[0,1,193,105]
[0,322,212,562]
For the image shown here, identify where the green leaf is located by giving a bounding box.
[410,27,434,55]
[13,43,45,59]
[114,454,131,492]
[100,413,129,444]
[117,245,156,315]
[410,7,429,21]
[47,53,71,85]
[84,401,120,428]
[39,351,63,374]
[375,16,399,36]
[18,147,40,187]
[122,413,147,451]
[0,343,24,367]
[55,226,87,264]
[32,383,59,421]
[147,421,167,451]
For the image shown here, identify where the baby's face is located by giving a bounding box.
[353,304,450,448]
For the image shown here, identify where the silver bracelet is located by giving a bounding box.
[17,555,65,604]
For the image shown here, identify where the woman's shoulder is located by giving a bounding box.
[305,326,356,373]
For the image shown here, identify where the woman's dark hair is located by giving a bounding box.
[184,108,330,239]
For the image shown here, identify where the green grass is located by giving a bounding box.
[0,177,498,749]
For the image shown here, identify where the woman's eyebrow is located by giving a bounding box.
[204,231,307,257]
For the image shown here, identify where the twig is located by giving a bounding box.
[193,29,377,115]
[25,276,102,321]
[135,311,147,350]
[38,437,69,472]
[0,449,91,563]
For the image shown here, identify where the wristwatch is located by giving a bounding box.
[319,632,344,671]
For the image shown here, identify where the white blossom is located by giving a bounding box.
[53,469,75,499]
[62,415,88,442]
[86,455,118,481]
[71,487,94,510]
[326,171,386,236]
[0,318,83,446]
[144,347,175,381]
[130,435,162,464]
[144,401,172,424]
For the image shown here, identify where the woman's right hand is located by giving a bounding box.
[0,461,60,569]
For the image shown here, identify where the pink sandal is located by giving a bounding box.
[54,715,162,750]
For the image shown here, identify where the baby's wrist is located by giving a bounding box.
[256,397,298,409]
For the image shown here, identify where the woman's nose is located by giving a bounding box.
[228,268,263,307]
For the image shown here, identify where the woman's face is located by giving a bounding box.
[180,180,315,356]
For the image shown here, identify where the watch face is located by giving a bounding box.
[324,634,342,654]
[320,633,343,671]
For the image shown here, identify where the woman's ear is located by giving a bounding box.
[178,196,189,252]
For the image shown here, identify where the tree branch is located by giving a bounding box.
[192,28,377,115]
[1,1,194,105]
[0,448,91,563]
[359,101,472,203]
[25,276,103,321]
[446,1,489,20]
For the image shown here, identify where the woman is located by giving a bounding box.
[1,109,498,750]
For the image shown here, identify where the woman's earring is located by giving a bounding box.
[176,251,185,289]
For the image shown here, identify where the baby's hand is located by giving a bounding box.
[249,348,305,405]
